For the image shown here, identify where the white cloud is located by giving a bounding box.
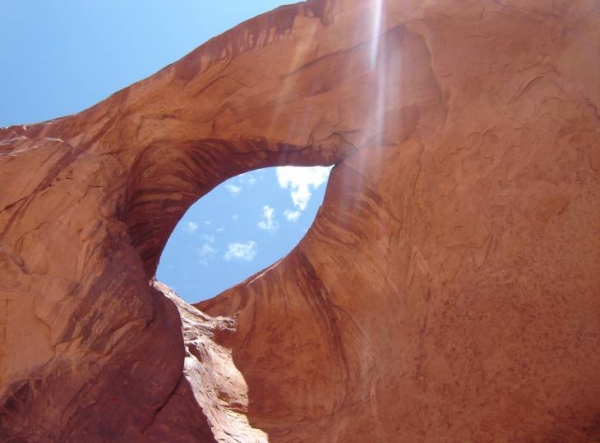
[226,183,242,196]
[276,166,332,211]
[283,209,301,222]
[183,221,198,233]
[198,242,217,265]
[223,241,257,262]
[232,215,240,221]
[258,205,278,231]
[238,172,257,186]
[203,235,215,243]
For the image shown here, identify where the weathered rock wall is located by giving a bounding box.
[1,0,599,441]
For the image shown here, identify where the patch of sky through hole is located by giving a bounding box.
[156,166,332,303]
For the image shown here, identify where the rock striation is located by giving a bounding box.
[1,0,600,441]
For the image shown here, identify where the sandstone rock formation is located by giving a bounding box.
[1,0,600,441]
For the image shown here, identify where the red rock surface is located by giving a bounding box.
[1,0,600,441]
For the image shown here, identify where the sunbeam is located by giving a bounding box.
[370,0,384,70]
[335,0,393,217]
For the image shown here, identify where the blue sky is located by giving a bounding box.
[159,166,330,301]
[1,0,331,303]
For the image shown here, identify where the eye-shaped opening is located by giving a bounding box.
[156,165,332,302]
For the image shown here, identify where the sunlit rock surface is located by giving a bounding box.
[1,0,600,441]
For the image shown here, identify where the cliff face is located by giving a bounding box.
[1,0,600,441]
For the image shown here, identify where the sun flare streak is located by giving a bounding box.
[369,0,389,150]
[369,0,384,70]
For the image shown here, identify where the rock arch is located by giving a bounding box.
[1,0,600,441]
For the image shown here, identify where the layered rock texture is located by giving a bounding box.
[1,0,600,441]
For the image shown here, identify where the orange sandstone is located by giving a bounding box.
[1,0,600,441]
